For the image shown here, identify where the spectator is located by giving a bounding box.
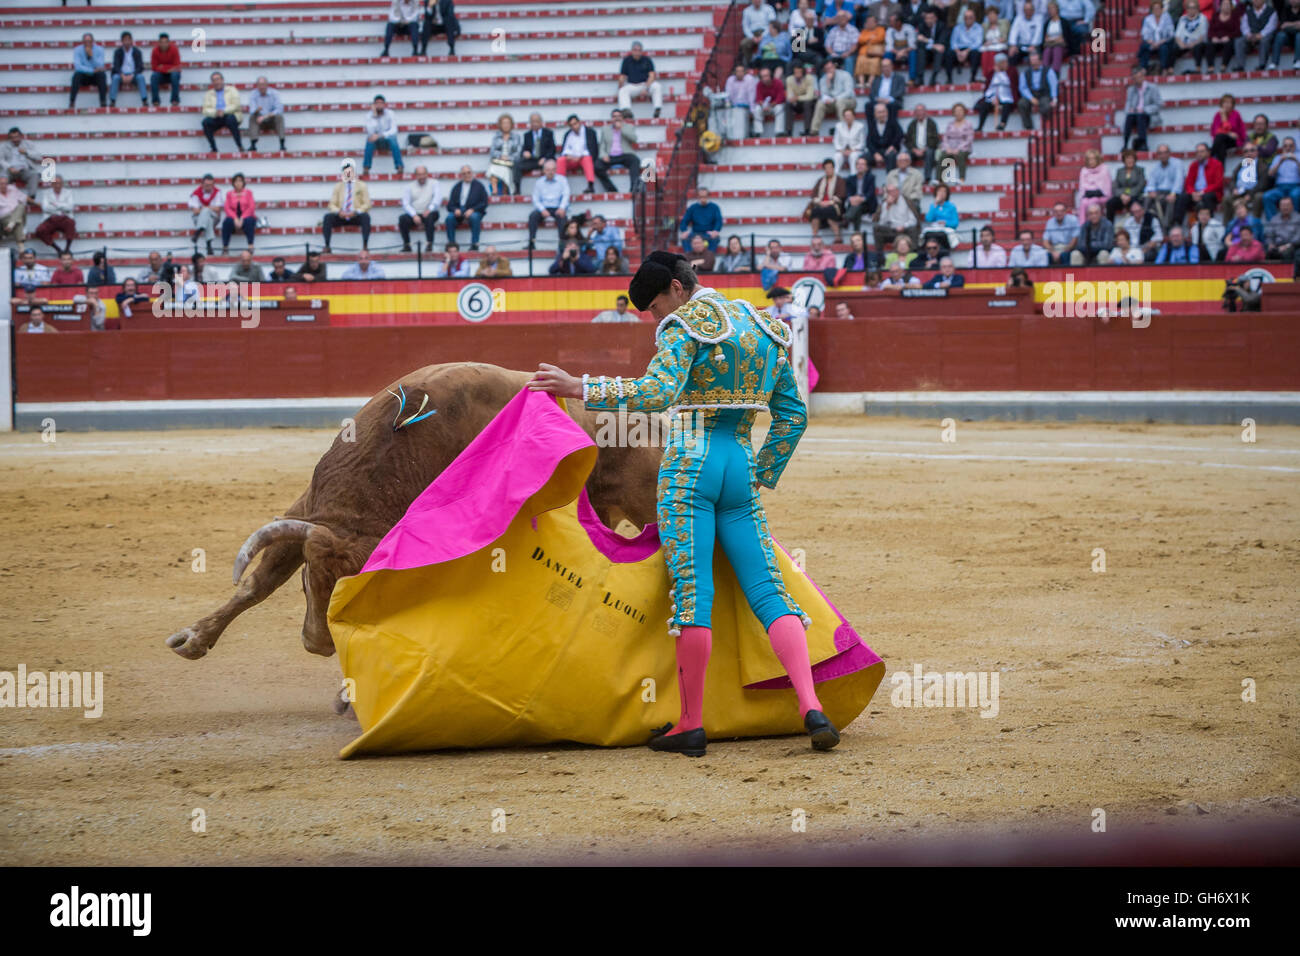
[190,252,213,284]
[842,230,879,273]
[1146,143,1185,227]
[979,7,1011,79]
[726,63,759,128]
[527,158,570,250]
[865,101,903,171]
[880,259,921,287]
[598,246,629,274]
[245,76,286,153]
[1120,65,1161,151]
[916,8,951,84]
[1188,205,1227,261]
[363,95,403,174]
[557,114,602,194]
[811,59,856,134]
[109,31,146,107]
[1008,228,1050,267]
[741,0,779,64]
[0,174,27,244]
[188,172,221,255]
[136,250,173,284]
[382,0,422,57]
[686,233,717,272]
[1263,137,1300,218]
[869,57,907,126]
[1106,149,1147,219]
[267,256,294,282]
[201,72,245,153]
[913,236,944,270]
[863,268,886,290]
[282,285,301,304]
[852,13,887,83]
[517,112,556,185]
[885,12,920,79]
[1074,203,1115,263]
[1247,114,1278,162]
[549,240,597,275]
[592,295,638,322]
[754,19,794,75]
[296,250,327,282]
[1224,197,1265,247]
[1120,198,1165,260]
[1271,0,1300,68]
[716,235,749,273]
[833,106,866,173]
[596,109,642,194]
[587,214,623,260]
[445,164,489,249]
[1075,148,1112,222]
[33,175,76,254]
[1209,93,1245,163]
[617,41,663,118]
[936,102,974,184]
[77,286,107,330]
[70,33,108,109]
[678,187,723,251]
[833,301,855,319]
[323,159,372,252]
[826,11,862,70]
[417,0,461,57]
[342,249,387,279]
[975,53,1017,131]
[1172,3,1209,73]
[1173,142,1224,225]
[399,165,442,251]
[753,66,788,136]
[1265,196,1300,260]
[784,63,817,136]
[803,236,837,271]
[48,250,83,285]
[844,154,878,231]
[888,150,924,209]
[1016,49,1058,131]
[1043,200,1080,263]
[476,245,513,277]
[875,182,918,250]
[920,180,958,247]
[759,238,792,290]
[221,173,256,253]
[19,305,58,334]
[171,264,202,305]
[1222,142,1264,219]
[970,225,1007,267]
[229,249,265,283]
[1234,0,1278,69]
[1225,223,1266,261]
[1,128,43,203]
[1207,0,1242,69]
[946,7,983,83]
[903,102,939,183]
[114,276,151,317]
[923,255,965,288]
[14,248,52,290]
[1007,1,1043,66]
[150,32,181,106]
[1108,228,1145,264]
[1056,0,1097,57]
[1154,224,1200,262]
[86,250,115,286]
[1040,2,1069,72]
[1138,1,1176,74]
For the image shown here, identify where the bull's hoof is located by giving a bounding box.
[166,627,210,660]
[330,690,354,717]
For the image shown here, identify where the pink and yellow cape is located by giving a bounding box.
[327,388,882,757]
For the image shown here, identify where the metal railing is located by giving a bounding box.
[634,0,742,260]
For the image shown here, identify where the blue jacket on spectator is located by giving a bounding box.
[74,43,106,73]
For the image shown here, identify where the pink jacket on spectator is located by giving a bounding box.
[1075,163,1112,223]
[1210,109,1245,145]
[941,118,974,154]
[223,188,256,220]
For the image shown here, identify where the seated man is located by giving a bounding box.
[843,155,878,231]
[70,33,108,109]
[445,165,489,249]
[109,31,147,107]
[874,182,918,250]
[944,7,983,83]
[382,0,422,57]
[617,41,663,118]
[752,66,787,135]
[1154,224,1200,263]
[527,159,570,250]
[1016,49,1058,132]
[1073,203,1115,264]
[323,160,372,252]
[1264,196,1300,261]
[200,72,244,153]
[922,255,965,288]
[399,165,442,251]
[149,32,181,106]
[677,187,723,252]
[686,233,716,272]
[1042,201,1080,265]
[1008,228,1050,267]
[341,249,386,279]
[245,76,287,152]
[596,110,642,193]
[267,256,295,282]
[864,101,903,171]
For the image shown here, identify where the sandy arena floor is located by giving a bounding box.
[0,417,1297,864]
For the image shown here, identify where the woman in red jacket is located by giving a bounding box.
[221,172,257,253]
[1210,92,1246,163]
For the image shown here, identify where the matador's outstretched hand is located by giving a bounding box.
[527,363,584,398]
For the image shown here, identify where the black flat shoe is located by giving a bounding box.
[648,724,707,757]
[803,709,840,751]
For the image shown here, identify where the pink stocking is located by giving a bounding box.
[664,625,711,735]
[767,614,822,719]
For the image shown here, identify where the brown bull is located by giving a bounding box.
[165,362,662,664]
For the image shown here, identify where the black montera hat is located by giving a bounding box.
[628,251,689,311]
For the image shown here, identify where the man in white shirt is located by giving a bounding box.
[592,294,639,322]
[399,165,442,251]
[363,94,404,175]
[341,248,387,279]
[741,0,778,64]
[382,0,422,57]
[970,225,1008,267]
[1007,1,1043,64]
[13,247,52,290]
[833,107,866,172]
[33,175,76,255]
[1007,228,1049,266]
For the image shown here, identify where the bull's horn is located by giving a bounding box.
[232,519,317,584]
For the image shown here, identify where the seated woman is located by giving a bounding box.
[884,233,917,269]
[1207,0,1241,71]
[842,230,877,272]
[1041,1,1069,73]
[598,246,629,274]
[808,157,848,243]
[716,234,750,273]
[1209,92,1245,164]
[487,112,523,194]
[922,182,960,249]
[863,268,886,290]
[1075,148,1112,223]
[1106,148,1148,219]
[979,7,1011,81]
[935,102,974,184]
[854,14,888,83]
[1108,228,1146,264]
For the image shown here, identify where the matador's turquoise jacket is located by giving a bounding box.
[583,286,810,636]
